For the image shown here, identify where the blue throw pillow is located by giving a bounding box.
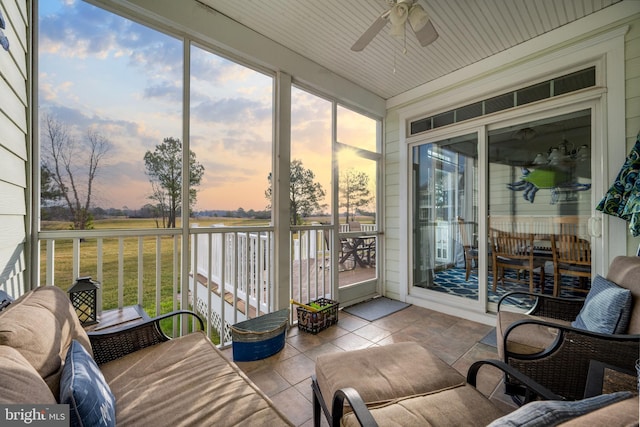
[60,340,116,427]
[571,275,632,334]
[487,391,633,427]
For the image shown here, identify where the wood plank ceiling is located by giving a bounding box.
[198,0,621,100]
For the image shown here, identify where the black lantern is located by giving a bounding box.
[68,276,100,326]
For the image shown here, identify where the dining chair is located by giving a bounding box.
[323,228,358,271]
[457,217,478,281]
[338,237,358,270]
[550,218,591,297]
[490,228,546,293]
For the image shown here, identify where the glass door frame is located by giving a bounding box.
[407,97,607,315]
[333,108,383,307]
[408,125,488,313]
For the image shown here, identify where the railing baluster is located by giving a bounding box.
[256,232,262,315]
[156,235,162,318]
[138,237,144,307]
[46,240,55,286]
[207,233,213,337]
[266,232,272,312]
[97,238,103,316]
[118,237,124,308]
[244,231,250,317]
[173,235,179,337]
[72,238,80,280]
[220,232,226,345]
[191,234,197,332]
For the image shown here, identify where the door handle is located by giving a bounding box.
[588,216,602,238]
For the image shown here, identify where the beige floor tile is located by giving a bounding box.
[331,332,375,351]
[247,366,291,397]
[231,304,512,426]
[287,330,327,352]
[274,353,317,385]
[304,341,345,362]
[271,386,314,427]
[334,314,369,331]
[352,323,392,342]
[316,324,350,340]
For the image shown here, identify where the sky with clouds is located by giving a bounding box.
[38,0,376,214]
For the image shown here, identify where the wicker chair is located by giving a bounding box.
[496,255,640,401]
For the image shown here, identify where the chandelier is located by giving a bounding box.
[532,140,589,166]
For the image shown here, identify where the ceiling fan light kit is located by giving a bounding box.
[408,5,430,32]
[389,2,410,37]
[351,0,438,52]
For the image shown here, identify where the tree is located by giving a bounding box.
[143,137,205,228]
[339,168,372,223]
[41,114,110,229]
[265,159,326,225]
[40,164,63,206]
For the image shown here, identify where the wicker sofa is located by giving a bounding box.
[0,286,293,426]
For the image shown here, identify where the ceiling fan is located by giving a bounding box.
[351,0,438,52]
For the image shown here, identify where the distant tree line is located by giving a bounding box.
[40,117,373,227]
[40,205,275,222]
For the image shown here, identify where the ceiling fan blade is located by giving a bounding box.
[351,10,391,52]
[412,19,438,47]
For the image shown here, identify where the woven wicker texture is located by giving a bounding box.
[507,329,639,400]
[498,290,639,401]
[89,311,203,365]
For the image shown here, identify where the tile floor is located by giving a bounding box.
[221,304,517,426]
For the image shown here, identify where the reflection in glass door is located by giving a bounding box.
[412,133,479,300]
[488,109,592,308]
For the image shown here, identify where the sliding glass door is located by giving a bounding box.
[412,132,479,300]
[410,108,594,311]
[488,109,592,306]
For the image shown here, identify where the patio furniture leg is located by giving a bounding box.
[312,388,322,427]
[312,374,330,427]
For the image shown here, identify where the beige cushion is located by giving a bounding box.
[0,286,92,400]
[0,345,57,404]
[496,310,571,357]
[341,384,506,427]
[100,331,292,426]
[606,256,640,334]
[316,342,465,410]
[558,396,639,426]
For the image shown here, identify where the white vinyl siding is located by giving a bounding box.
[383,112,401,300]
[0,0,29,298]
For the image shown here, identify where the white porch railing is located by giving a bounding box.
[291,225,332,305]
[38,221,377,347]
[38,226,277,346]
[190,225,274,343]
